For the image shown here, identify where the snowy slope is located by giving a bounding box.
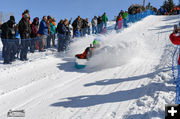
[0,15,179,119]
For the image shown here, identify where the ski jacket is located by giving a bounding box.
[102,15,108,23]
[91,18,97,26]
[18,18,31,39]
[50,22,56,35]
[1,22,9,39]
[82,20,89,29]
[38,20,48,36]
[75,47,94,59]
[30,18,39,38]
[123,12,128,19]
[116,16,123,22]
[57,23,67,35]
[97,17,103,24]
[169,33,180,45]
[72,18,83,30]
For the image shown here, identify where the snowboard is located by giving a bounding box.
[75,57,87,69]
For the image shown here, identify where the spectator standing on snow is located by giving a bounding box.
[38,16,49,52]
[1,16,15,59]
[91,16,98,34]
[115,13,123,30]
[123,11,128,28]
[57,19,66,52]
[50,18,56,47]
[82,18,89,36]
[18,14,31,61]
[30,17,39,53]
[1,16,16,64]
[46,16,52,48]
[64,19,71,50]
[102,12,108,28]
[72,16,83,37]
[57,19,70,52]
[97,16,103,33]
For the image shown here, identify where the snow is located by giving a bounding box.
[0,15,180,119]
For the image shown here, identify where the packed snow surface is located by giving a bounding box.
[0,15,179,119]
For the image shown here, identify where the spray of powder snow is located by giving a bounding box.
[67,31,144,70]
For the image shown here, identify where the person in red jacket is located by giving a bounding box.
[169,26,180,64]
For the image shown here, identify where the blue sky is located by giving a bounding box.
[0,0,179,23]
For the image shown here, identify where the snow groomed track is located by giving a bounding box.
[0,15,179,119]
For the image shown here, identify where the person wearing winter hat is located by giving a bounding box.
[75,38,101,59]
[10,16,15,22]
[1,16,16,59]
[30,17,39,53]
[2,19,16,64]
[18,13,31,61]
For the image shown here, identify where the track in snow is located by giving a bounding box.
[0,15,179,119]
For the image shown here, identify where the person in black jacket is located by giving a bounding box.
[57,20,65,52]
[82,18,89,36]
[57,19,70,52]
[72,16,83,37]
[18,14,31,61]
[1,16,15,58]
[97,16,103,33]
[2,20,16,64]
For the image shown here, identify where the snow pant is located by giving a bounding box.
[3,41,11,64]
[47,33,56,48]
[1,39,5,58]
[15,39,21,58]
[123,19,128,28]
[97,23,103,33]
[46,35,52,48]
[103,21,107,28]
[51,33,56,47]
[20,39,29,60]
[36,41,39,50]
[82,28,88,36]
[39,35,47,52]
[58,34,66,52]
[30,38,36,53]
[117,20,123,30]
[64,35,71,51]
[3,40,17,64]
[88,28,90,35]
[92,26,97,34]
[10,41,17,62]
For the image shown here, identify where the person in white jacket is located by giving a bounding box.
[91,16,97,34]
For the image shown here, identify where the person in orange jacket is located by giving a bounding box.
[169,25,180,64]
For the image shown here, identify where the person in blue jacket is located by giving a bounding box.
[74,26,82,37]
[38,16,48,52]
